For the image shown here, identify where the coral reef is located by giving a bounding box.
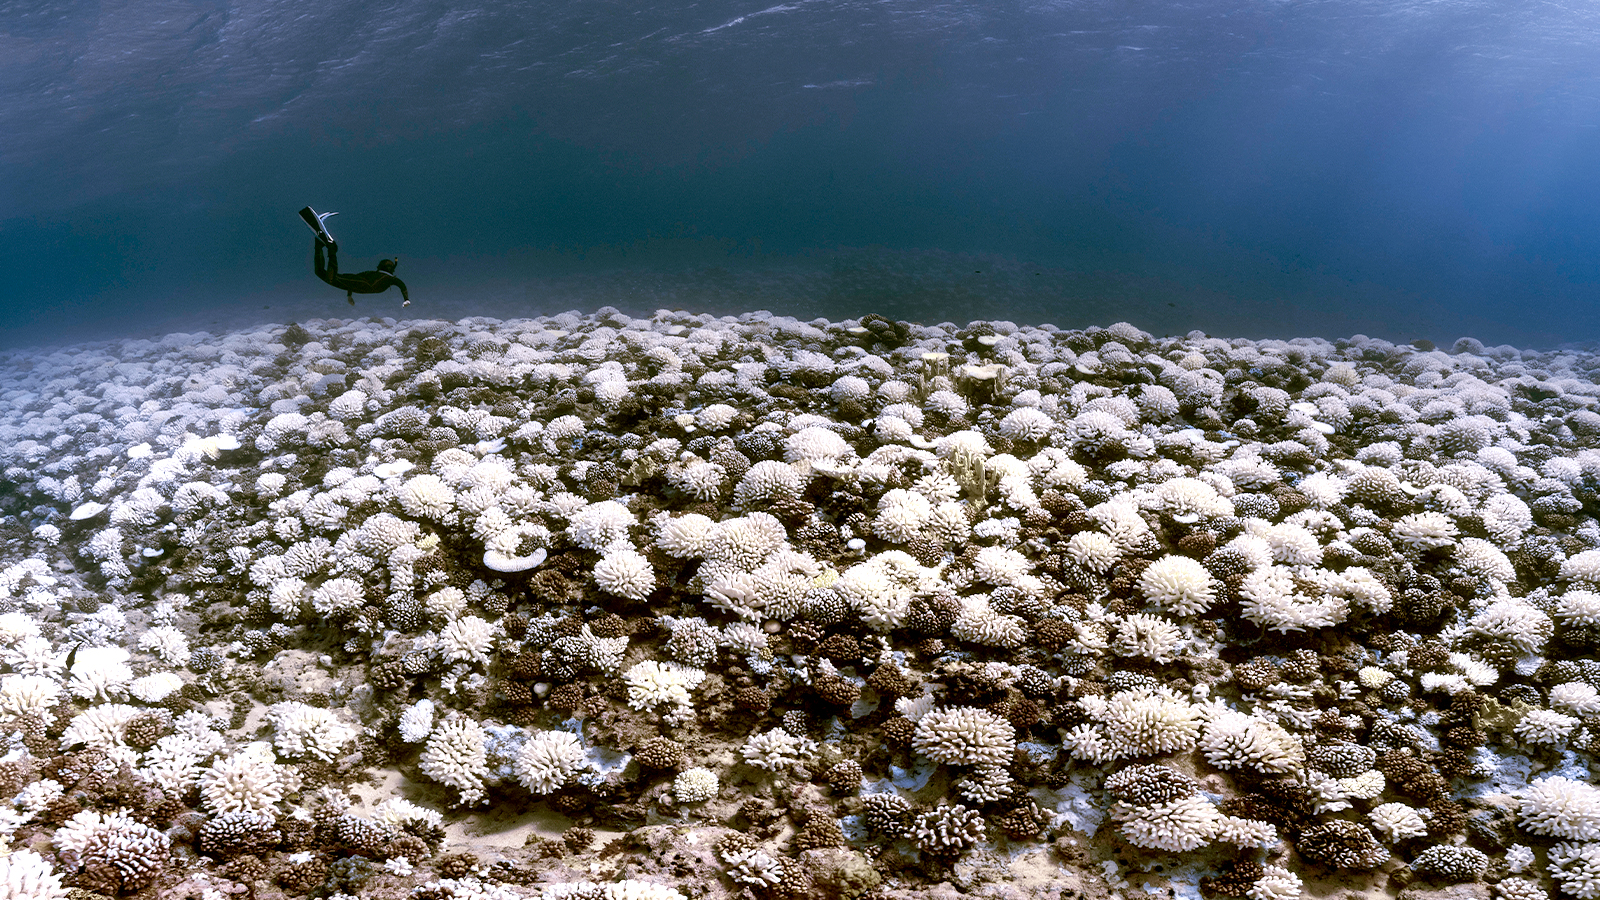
[1,310,1599,898]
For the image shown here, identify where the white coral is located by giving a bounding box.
[1368,802,1428,842]
[1520,775,1600,840]
[1247,865,1303,900]
[420,717,491,806]
[568,500,636,551]
[1114,613,1184,662]
[1550,840,1600,900]
[1065,531,1121,574]
[199,747,285,813]
[594,548,656,600]
[1113,794,1221,851]
[514,730,586,794]
[1515,708,1579,745]
[949,595,1028,649]
[1199,710,1304,774]
[0,675,60,718]
[1390,511,1458,550]
[1552,682,1600,715]
[1239,566,1348,633]
[399,699,436,742]
[1138,556,1216,616]
[673,767,719,803]
[67,646,133,701]
[0,849,68,900]
[441,615,497,666]
[1464,597,1553,656]
[623,660,707,718]
[741,728,815,771]
[266,702,357,762]
[912,706,1016,767]
[309,577,366,617]
[136,625,190,666]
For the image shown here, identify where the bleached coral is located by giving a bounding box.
[66,646,133,701]
[741,728,815,771]
[1553,682,1600,715]
[1515,708,1579,745]
[136,625,190,665]
[949,595,1028,649]
[733,460,806,507]
[1065,531,1121,574]
[399,699,436,742]
[60,703,142,763]
[568,500,635,551]
[1113,794,1221,851]
[0,675,60,718]
[53,808,170,892]
[0,849,68,900]
[1462,597,1553,656]
[1065,687,1203,763]
[1239,566,1348,633]
[421,717,492,806]
[514,730,586,794]
[266,702,357,762]
[1368,802,1428,842]
[1113,613,1184,662]
[1199,709,1304,775]
[672,767,719,803]
[912,706,1016,767]
[836,551,938,631]
[593,548,656,600]
[623,660,707,721]
[1390,512,1458,550]
[1549,841,1600,900]
[199,747,286,813]
[441,615,497,666]
[395,474,457,520]
[1247,865,1303,900]
[1138,555,1216,616]
[1520,775,1600,840]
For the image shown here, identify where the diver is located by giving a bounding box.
[300,206,410,307]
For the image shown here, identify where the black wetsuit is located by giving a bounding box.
[314,241,410,306]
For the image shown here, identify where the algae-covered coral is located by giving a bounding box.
[0,309,1598,899]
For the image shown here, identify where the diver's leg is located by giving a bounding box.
[314,241,327,280]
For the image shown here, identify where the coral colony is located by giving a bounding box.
[2,309,1600,900]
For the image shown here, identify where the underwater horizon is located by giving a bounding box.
[7,0,1600,350]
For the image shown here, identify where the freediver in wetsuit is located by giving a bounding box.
[313,237,411,307]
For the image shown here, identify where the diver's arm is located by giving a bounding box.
[392,276,410,307]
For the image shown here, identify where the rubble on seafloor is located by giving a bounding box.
[0,309,1596,900]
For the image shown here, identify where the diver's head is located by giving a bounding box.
[378,258,398,274]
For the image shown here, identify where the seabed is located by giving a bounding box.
[0,308,1593,900]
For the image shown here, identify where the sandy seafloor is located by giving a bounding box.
[0,307,1596,900]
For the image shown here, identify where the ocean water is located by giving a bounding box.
[6,0,1600,349]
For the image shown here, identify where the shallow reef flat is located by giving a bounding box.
[1,309,1599,900]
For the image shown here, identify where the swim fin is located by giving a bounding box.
[298,206,338,244]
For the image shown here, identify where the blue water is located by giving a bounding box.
[5,0,1600,349]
